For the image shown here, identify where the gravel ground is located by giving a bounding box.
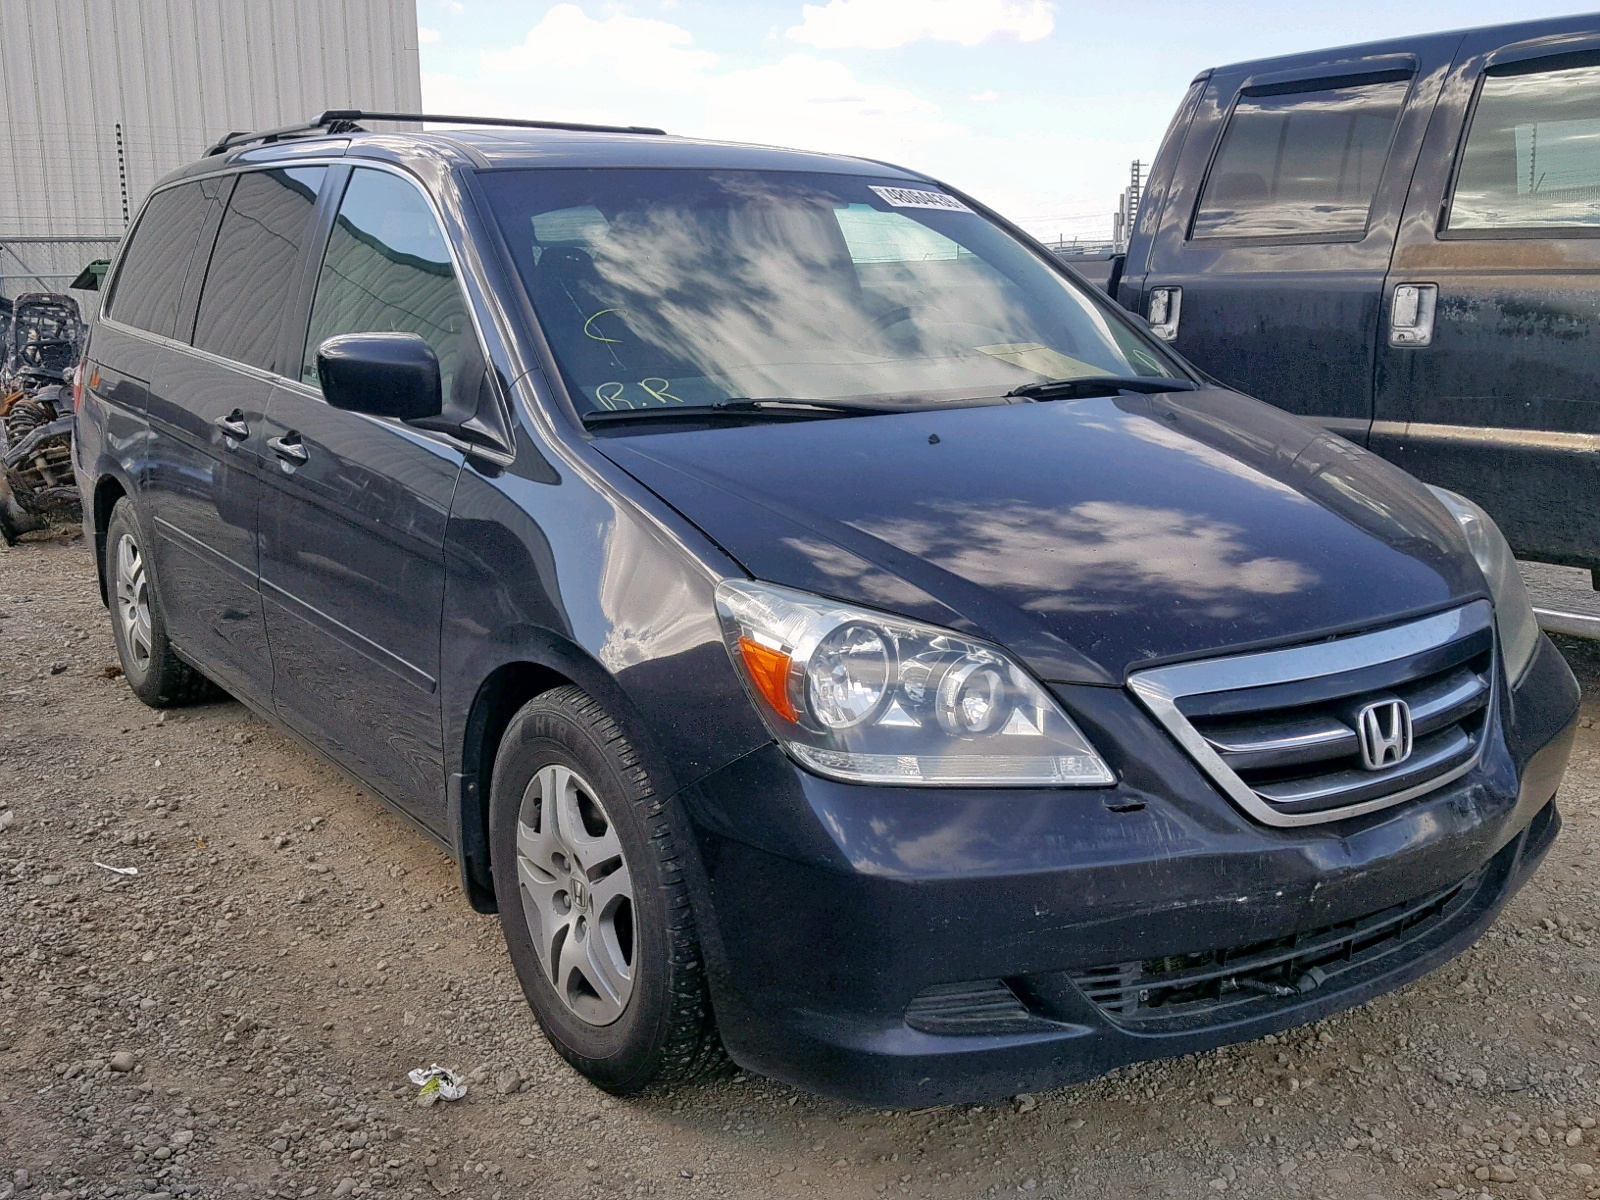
[2,528,1599,1200]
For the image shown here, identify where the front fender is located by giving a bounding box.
[440,440,771,907]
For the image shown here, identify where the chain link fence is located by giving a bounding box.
[0,236,121,313]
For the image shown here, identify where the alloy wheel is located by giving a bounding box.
[515,763,636,1025]
[114,533,153,672]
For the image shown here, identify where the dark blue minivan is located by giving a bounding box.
[74,112,1578,1106]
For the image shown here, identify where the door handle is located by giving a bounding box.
[215,410,250,442]
[1389,283,1438,348]
[267,432,309,469]
[1147,286,1181,342]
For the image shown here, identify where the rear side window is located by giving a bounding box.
[192,167,326,372]
[834,205,962,263]
[106,182,220,338]
[1193,77,1409,240]
[300,169,472,401]
[1449,63,1600,231]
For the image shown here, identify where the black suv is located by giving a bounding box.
[75,112,1578,1106]
[1066,13,1600,571]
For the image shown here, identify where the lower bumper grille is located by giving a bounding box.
[1069,866,1487,1029]
[901,807,1551,1043]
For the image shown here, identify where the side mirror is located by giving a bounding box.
[316,332,442,422]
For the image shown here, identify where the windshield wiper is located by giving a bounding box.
[1006,375,1200,401]
[582,397,902,427]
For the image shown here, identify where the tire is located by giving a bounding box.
[0,477,44,545]
[104,498,219,707]
[490,685,723,1093]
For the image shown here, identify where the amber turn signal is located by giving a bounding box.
[737,637,797,722]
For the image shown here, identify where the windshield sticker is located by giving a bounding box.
[869,186,973,214]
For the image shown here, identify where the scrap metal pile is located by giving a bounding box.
[1,292,83,543]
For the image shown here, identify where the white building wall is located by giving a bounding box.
[0,0,421,297]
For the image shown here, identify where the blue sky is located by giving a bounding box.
[418,1,1594,243]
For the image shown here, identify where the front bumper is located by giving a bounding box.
[679,633,1579,1106]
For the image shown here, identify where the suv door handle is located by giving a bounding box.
[215,410,250,442]
[267,432,309,469]
[1389,283,1438,348]
[1147,286,1181,342]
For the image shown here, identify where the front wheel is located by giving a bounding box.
[490,685,722,1093]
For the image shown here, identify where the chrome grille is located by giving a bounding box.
[1129,602,1495,827]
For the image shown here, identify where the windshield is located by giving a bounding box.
[477,168,1179,417]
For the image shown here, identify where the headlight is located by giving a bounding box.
[715,580,1114,787]
[1429,486,1539,685]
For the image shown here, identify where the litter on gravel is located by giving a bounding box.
[92,861,138,876]
[407,1064,468,1106]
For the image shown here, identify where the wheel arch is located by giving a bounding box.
[90,469,134,605]
[451,640,689,915]
[454,659,571,912]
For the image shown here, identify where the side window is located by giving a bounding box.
[105,181,221,338]
[832,203,1024,335]
[192,167,326,372]
[1449,63,1600,231]
[530,204,610,258]
[301,169,471,402]
[834,205,961,263]
[1193,77,1409,240]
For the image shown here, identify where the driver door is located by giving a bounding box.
[258,167,474,821]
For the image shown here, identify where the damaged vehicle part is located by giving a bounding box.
[0,293,84,541]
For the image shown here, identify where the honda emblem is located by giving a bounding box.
[1356,699,1413,771]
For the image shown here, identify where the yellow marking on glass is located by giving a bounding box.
[638,378,685,405]
[583,309,623,344]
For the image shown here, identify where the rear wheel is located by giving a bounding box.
[104,498,218,707]
[490,685,722,1093]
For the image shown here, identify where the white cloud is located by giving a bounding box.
[482,4,718,91]
[968,90,999,102]
[786,0,1054,49]
[420,3,1148,245]
[705,55,950,154]
[452,6,953,161]
[418,26,440,44]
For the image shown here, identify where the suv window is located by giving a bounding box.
[192,167,326,372]
[106,180,223,338]
[300,168,472,401]
[1193,77,1409,240]
[1449,63,1600,231]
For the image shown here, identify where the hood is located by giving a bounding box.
[597,389,1483,683]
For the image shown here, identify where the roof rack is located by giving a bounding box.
[204,109,668,157]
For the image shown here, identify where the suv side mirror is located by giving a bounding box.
[316,333,443,422]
